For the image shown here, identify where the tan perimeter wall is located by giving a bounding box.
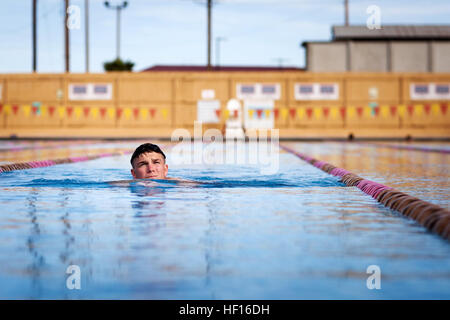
[0,71,449,139]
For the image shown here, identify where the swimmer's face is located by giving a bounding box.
[131,152,168,180]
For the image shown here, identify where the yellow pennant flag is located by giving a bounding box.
[380,105,390,118]
[398,104,406,117]
[248,109,254,118]
[4,104,12,115]
[91,107,99,119]
[58,106,65,118]
[107,107,115,119]
[297,108,305,119]
[224,109,230,119]
[40,105,46,116]
[347,106,356,118]
[161,108,168,119]
[281,108,288,120]
[363,106,371,117]
[23,105,31,117]
[124,108,132,120]
[431,103,440,116]
[74,106,82,119]
[330,106,339,119]
[313,107,321,119]
[140,108,148,120]
[415,104,424,117]
[264,109,271,118]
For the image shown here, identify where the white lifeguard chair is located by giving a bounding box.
[225,99,245,140]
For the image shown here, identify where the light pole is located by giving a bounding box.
[85,0,90,72]
[32,0,37,72]
[215,37,226,69]
[104,1,128,60]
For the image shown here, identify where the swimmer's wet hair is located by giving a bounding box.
[130,143,166,166]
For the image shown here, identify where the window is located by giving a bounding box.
[73,85,87,94]
[320,85,334,94]
[241,85,255,94]
[94,85,108,94]
[299,85,313,94]
[414,85,428,94]
[262,85,276,94]
[436,85,449,95]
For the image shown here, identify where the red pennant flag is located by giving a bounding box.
[133,108,139,119]
[215,109,221,118]
[306,108,313,119]
[12,105,19,115]
[323,107,330,118]
[424,104,431,115]
[67,106,73,117]
[32,106,39,115]
[407,105,414,116]
[49,106,55,117]
[273,109,279,119]
[234,109,239,118]
[356,106,363,118]
[256,109,263,118]
[100,107,107,118]
[0,103,2,113]
[289,108,296,119]
[83,107,90,117]
[150,108,156,118]
[340,107,346,119]
[117,108,123,119]
[390,105,397,117]
[441,103,448,115]
[373,106,380,116]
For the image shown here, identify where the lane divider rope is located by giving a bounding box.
[0,150,133,173]
[280,144,450,241]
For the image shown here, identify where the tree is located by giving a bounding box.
[103,58,134,71]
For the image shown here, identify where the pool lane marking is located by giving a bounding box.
[280,144,450,241]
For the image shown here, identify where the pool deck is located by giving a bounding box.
[0,128,449,140]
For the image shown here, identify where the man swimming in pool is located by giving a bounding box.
[109,142,198,186]
[130,143,168,179]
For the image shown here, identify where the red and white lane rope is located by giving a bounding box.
[0,150,133,173]
[280,144,450,241]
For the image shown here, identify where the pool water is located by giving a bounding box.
[0,140,449,299]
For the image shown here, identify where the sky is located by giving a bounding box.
[0,0,449,73]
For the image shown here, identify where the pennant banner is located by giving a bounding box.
[0,103,447,125]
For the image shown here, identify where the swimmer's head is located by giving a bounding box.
[130,143,168,179]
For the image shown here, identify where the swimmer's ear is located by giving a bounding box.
[131,168,137,179]
[164,164,168,178]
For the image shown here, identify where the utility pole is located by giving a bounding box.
[104,1,128,60]
[32,0,37,72]
[344,0,349,26]
[85,0,89,73]
[65,0,69,72]
[207,0,212,69]
[215,37,226,69]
